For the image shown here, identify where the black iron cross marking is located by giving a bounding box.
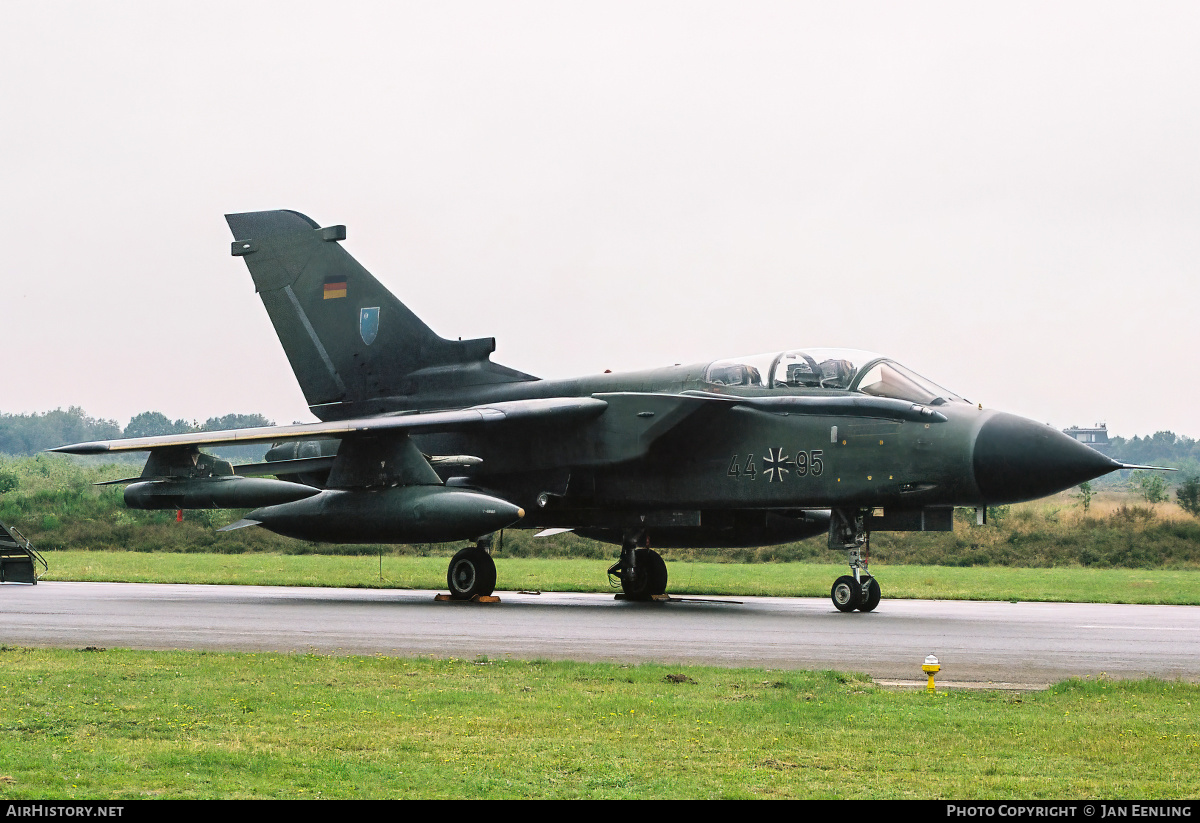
[762,447,794,482]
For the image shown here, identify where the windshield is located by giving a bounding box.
[704,348,961,402]
[853,361,960,404]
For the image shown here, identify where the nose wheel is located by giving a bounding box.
[859,576,881,611]
[831,576,860,612]
[830,575,881,612]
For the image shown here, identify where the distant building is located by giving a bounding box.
[1063,424,1111,454]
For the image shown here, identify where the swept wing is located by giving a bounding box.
[51,397,608,455]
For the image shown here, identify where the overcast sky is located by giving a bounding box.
[3,2,1197,438]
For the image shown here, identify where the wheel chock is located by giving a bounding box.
[434,594,501,603]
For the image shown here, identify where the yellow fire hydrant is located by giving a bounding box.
[922,654,940,692]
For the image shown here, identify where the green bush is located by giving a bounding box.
[1177,476,1200,518]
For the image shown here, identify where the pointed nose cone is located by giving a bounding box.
[973,412,1120,504]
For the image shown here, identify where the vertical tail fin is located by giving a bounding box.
[225,210,536,419]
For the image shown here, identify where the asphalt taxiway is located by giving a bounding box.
[4,581,1198,685]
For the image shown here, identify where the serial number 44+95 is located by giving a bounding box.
[728,449,824,482]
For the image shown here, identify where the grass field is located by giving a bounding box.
[34,550,1200,605]
[1,648,1197,799]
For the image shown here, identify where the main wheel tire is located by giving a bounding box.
[831,575,861,612]
[858,577,881,612]
[621,548,668,601]
[447,547,497,600]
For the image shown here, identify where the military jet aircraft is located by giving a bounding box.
[54,210,1161,612]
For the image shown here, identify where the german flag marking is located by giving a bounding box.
[323,280,347,300]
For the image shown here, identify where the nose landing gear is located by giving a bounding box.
[829,509,881,613]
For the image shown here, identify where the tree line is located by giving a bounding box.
[0,407,274,456]
[1109,431,1200,472]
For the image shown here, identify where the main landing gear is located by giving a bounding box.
[828,509,881,613]
[446,535,497,600]
[607,530,667,601]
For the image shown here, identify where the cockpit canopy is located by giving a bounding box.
[704,348,962,405]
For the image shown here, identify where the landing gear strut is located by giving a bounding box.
[608,530,667,601]
[446,535,497,600]
[828,509,880,613]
